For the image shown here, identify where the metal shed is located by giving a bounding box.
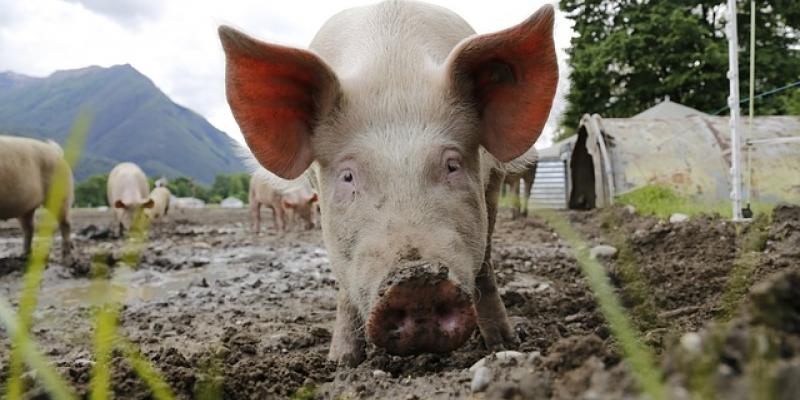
[528,138,575,209]
[566,113,800,209]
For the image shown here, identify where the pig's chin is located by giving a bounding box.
[364,264,477,355]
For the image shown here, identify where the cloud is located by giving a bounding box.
[62,0,163,28]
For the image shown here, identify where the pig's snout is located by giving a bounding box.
[366,263,476,355]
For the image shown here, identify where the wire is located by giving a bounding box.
[711,80,800,115]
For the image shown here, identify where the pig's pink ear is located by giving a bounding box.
[219,26,341,179]
[445,5,558,162]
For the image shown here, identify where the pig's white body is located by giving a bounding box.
[107,162,151,233]
[250,173,317,232]
[146,186,171,221]
[0,135,73,261]
[0,136,72,219]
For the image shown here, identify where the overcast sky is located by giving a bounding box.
[0,0,573,148]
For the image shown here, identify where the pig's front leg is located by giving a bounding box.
[475,261,517,349]
[328,289,366,366]
[474,170,518,350]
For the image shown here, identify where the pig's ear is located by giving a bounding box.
[219,26,341,179]
[281,198,295,209]
[445,5,558,162]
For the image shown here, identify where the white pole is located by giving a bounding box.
[746,0,755,210]
[727,0,745,221]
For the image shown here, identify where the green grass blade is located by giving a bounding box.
[0,297,77,400]
[537,208,667,400]
[89,304,119,400]
[117,338,176,400]
[89,205,168,399]
[6,111,90,399]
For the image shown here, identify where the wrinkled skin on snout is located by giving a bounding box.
[220,1,558,365]
[107,162,154,235]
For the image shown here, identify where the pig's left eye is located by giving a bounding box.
[446,158,461,173]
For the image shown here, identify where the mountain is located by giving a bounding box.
[0,64,246,184]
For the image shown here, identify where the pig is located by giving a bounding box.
[503,162,537,219]
[220,0,557,365]
[249,173,318,233]
[0,136,74,264]
[145,186,171,221]
[107,162,154,235]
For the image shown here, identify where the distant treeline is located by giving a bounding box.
[74,173,251,208]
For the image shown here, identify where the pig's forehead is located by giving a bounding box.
[317,127,474,176]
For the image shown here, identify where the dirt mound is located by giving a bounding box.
[767,204,800,261]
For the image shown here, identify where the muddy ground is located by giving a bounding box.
[0,204,798,399]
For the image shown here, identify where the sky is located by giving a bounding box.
[0,0,574,148]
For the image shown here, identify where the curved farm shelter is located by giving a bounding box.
[561,113,800,209]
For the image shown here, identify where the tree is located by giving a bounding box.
[73,173,251,207]
[558,0,800,138]
[209,173,250,203]
[74,174,108,207]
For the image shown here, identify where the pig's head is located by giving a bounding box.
[114,198,155,231]
[144,204,162,221]
[282,192,318,230]
[220,5,557,355]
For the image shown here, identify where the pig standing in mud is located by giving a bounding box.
[220,0,557,365]
[107,162,154,235]
[0,136,74,264]
[249,173,318,233]
[145,186,171,222]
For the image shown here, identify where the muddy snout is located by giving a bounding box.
[366,263,477,355]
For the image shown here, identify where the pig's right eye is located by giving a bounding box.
[340,170,354,183]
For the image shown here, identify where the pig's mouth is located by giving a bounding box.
[365,263,477,355]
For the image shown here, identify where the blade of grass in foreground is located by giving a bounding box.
[537,208,667,400]
[89,207,176,400]
[0,297,77,400]
[6,112,90,400]
[117,338,176,400]
[89,303,119,400]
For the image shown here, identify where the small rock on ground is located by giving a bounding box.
[471,366,492,393]
[590,245,618,259]
[669,213,689,223]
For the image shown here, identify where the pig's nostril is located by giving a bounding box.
[385,308,407,330]
[435,303,451,317]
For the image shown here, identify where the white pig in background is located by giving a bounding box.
[107,162,154,235]
[0,136,74,264]
[220,0,557,365]
[249,173,318,233]
[145,186,171,222]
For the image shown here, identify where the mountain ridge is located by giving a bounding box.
[0,64,245,184]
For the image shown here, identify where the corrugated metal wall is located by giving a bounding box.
[530,158,568,209]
